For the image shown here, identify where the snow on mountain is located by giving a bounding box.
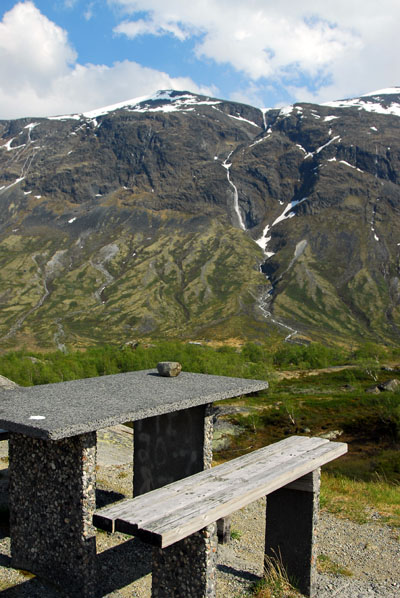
[48,90,221,121]
[323,87,400,117]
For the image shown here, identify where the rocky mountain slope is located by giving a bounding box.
[0,89,399,349]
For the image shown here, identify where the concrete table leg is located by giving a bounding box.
[152,523,218,598]
[134,403,217,597]
[133,403,213,495]
[9,432,97,598]
[265,469,320,597]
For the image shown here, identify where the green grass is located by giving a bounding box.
[320,471,400,526]
[230,528,242,541]
[317,554,353,577]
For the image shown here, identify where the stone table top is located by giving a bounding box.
[0,370,268,440]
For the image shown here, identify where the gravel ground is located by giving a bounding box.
[0,428,398,597]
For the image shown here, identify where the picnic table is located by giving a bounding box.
[0,369,268,597]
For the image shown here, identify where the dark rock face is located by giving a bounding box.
[0,89,400,348]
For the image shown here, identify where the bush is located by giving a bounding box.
[272,343,346,369]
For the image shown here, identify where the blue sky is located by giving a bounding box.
[0,0,399,119]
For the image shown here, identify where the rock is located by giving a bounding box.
[342,384,355,391]
[25,356,42,364]
[319,430,343,440]
[0,374,18,390]
[378,379,400,392]
[123,340,139,350]
[365,385,381,394]
[157,362,182,377]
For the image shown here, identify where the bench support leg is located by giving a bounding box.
[265,469,320,597]
[152,523,218,598]
[217,515,231,544]
[9,432,97,598]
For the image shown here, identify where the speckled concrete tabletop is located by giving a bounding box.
[0,370,268,439]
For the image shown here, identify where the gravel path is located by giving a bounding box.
[0,428,398,597]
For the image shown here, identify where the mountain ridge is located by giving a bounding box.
[1,88,399,350]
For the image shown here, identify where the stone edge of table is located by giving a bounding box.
[0,370,268,440]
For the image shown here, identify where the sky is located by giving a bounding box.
[0,0,399,119]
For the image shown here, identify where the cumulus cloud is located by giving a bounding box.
[110,0,400,103]
[0,1,213,119]
[2,0,399,119]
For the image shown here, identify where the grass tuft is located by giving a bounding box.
[250,553,301,598]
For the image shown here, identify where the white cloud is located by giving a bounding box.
[0,1,76,92]
[2,0,399,119]
[110,0,400,103]
[115,18,188,41]
[84,3,95,20]
[0,2,213,119]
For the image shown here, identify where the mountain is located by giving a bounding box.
[0,88,400,350]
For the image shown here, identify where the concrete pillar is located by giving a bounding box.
[217,515,231,544]
[152,523,218,598]
[134,404,216,597]
[9,432,97,598]
[265,469,320,597]
[133,403,213,495]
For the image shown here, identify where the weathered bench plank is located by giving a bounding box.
[94,436,327,531]
[94,436,347,548]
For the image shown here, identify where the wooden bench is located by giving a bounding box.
[94,436,347,597]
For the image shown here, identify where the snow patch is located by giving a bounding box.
[255,198,307,254]
[227,114,260,128]
[316,135,340,154]
[323,115,339,122]
[339,161,364,173]
[49,114,81,121]
[68,217,77,224]
[361,87,400,97]
[279,105,293,117]
[296,144,307,154]
[2,138,25,151]
[24,122,39,131]
[249,135,270,148]
[255,224,271,252]
[0,177,25,193]
[324,91,400,117]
